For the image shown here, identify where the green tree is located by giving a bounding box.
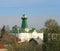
[45,19,58,33]
[57,26,60,33]
[12,25,18,30]
[45,19,58,28]
[0,25,6,39]
[43,19,60,51]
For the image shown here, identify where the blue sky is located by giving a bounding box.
[0,0,60,29]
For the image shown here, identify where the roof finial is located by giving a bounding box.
[22,14,27,18]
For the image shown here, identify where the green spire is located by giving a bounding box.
[21,14,28,29]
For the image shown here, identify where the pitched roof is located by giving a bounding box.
[29,38,43,45]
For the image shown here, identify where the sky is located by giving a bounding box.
[0,0,60,29]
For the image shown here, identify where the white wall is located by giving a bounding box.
[18,33,32,42]
[18,31,43,42]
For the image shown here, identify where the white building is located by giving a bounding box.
[12,14,43,44]
[18,29,43,43]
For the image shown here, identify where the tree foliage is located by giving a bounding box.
[12,25,18,30]
[0,25,5,39]
[44,19,60,33]
[45,19,58,28]
[43,19,60,51]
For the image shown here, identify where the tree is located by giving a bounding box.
[39,28,45,33]
[0,25,6,39]
[45,19,58,28]
[5,25,10,33]
[12,25,18,30]
[45,19,58,33]
[43,19,60,51]
[57,26,60,33]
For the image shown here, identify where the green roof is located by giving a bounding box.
[11,29,18,33]
[28,28,35,33]
[11,28,35,33]
[19,28,27,33]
